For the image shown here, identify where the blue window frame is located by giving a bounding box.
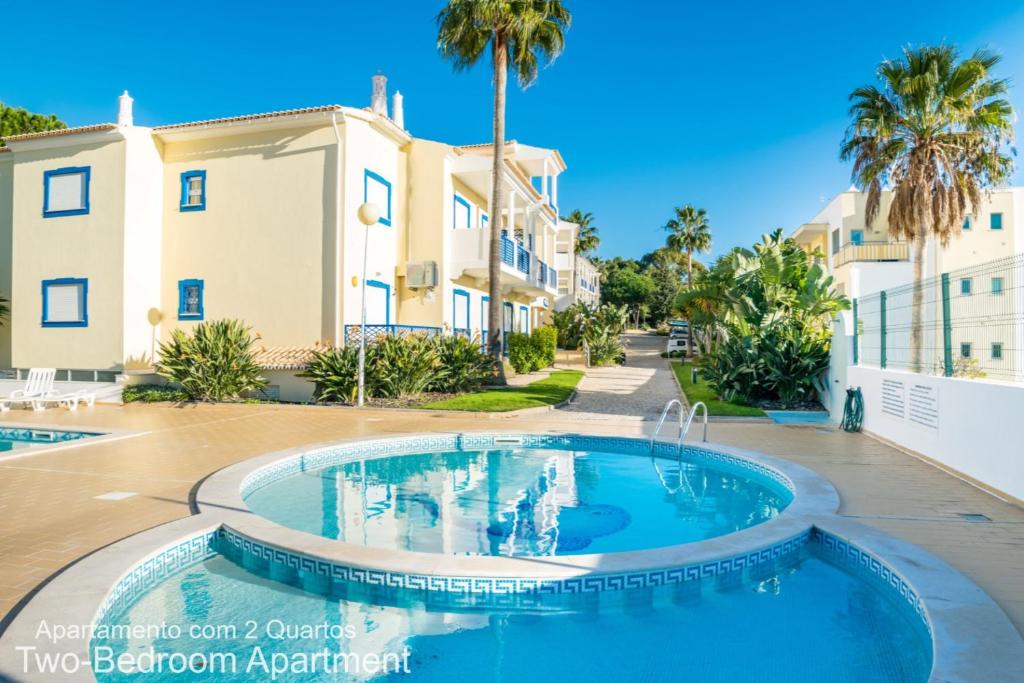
[366,279,391,324]
[990,213,1003,230]
[519,305,529,333]
[452,288,470,331]
[960,342,972,358]
[41,278,88,327]
[180,170,207,211]
[177,279,205,320]
[363,170,392,227]
[960,278,972,295]
[992,277,1004,295]
[43,166,90,217]
[992,343,1003,360]
[962,216,971,230]
[453,195,472,229]
[481,213,489,230]
[502,301,513,332]
[481,295,490,332]
[850,230,864,246]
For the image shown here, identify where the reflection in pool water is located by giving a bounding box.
[244,448,793,556]
[91,541,931,683]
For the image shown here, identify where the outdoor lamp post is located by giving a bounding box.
[356,202,381,408]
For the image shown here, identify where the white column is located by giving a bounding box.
[508,190,516,237]
[551,174,558,210]
[541,159,549,203]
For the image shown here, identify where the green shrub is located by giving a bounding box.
[367,334,439,398]
[429,334,494,393]
[585,325,626,366]
[156,319,267,401]
[299,346,360,403]
[530,326,557,369]
[122,384,190,403]
[507,332,535,374]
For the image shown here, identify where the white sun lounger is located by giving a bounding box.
[2,368,57,412]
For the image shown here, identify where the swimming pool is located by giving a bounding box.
[0,426,102,452]
[89,530,932,682]
[243,444,792,556]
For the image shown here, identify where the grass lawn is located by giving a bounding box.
[421,370,584,412]
[671,361,766,417]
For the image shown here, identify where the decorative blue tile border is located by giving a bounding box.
[216,525,810,597]
[95,532,217,624]
[239,433,796,502]
[810,527,931,635]
[0,426,102,444]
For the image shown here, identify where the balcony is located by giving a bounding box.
[833,241,909,267]
[451,230,551,296]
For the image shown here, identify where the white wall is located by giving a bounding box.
[848,365,1024,503]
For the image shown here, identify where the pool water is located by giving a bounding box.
[243,448,792,556]
[91,541,931,682]
[0,427,101,452]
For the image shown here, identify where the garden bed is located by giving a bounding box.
[670,362,766,417]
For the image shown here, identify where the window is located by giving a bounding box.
[962,216,971,230]
[481,214,489,230]
[960,342,972,358]
[992,343,1003,360]
[992,277,1004,295]
[990,213,1003,230]
[43,167,90,217]
[960,278,972,295]
[180,171,206,211]
[850,230,864,246]
[831,229,840,254]
[177,279,204,320]
[453,195,471,229]
[42,278,88,327]
[363,170,392,226]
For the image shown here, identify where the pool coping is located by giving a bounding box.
[0,421,147,462]
[0,433,1021,681]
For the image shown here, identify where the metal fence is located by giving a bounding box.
[854,253,1024,382]
[343,324,442,346]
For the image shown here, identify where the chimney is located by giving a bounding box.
[392,91,404,129]
[371,74,388,117]
[117,90,134,127]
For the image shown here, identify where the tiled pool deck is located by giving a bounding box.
[0,402,1022,638]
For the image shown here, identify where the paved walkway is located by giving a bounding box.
[0,339,1021,637]
[541,333,679,424]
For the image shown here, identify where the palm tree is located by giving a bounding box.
[0,294,8,325]
[437,1,572,376]
[562,209,599,256]
[664,205,712,288]
[664,204,712,355]
[841,45,1014,372]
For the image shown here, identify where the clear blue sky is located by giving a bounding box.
[5,1,1024,262]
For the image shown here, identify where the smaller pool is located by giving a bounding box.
[766,411,832,425]
[0,426,103,453]
[243,443,793,556]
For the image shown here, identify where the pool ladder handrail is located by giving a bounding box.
[650,399,708,452]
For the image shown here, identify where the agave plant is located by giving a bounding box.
[156,319,267,401]
[299,346,360,403]
[367,334,440,398]
[429,334,494,392]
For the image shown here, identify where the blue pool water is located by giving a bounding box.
[0,426,101,452]
[90,540,931,682]
[243,447,792,556]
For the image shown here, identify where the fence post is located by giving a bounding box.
[852,298,859,365]
[941,272,953,377]
[879,290,887,369]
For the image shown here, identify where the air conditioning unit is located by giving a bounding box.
[406,261,439,289]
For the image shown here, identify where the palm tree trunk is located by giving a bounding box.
[686,249,695,358]
[488,32,508,383]
[910,236,925,373]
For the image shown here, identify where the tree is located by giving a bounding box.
[664,204,712,355]
[664,204,712,288]
[437,1,572,378]
[600,258,655,322]
[562,209,600,256]
[0,103,66,144]
[647,261,682,326]
[840,45,1014,372]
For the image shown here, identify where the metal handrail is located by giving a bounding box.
[649,399,708,453]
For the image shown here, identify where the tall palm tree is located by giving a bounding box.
[438,1,572,375]
[841,45,1014,372]
[562,209,599,256]
[664,205,712,288]
[664,204,712,355]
